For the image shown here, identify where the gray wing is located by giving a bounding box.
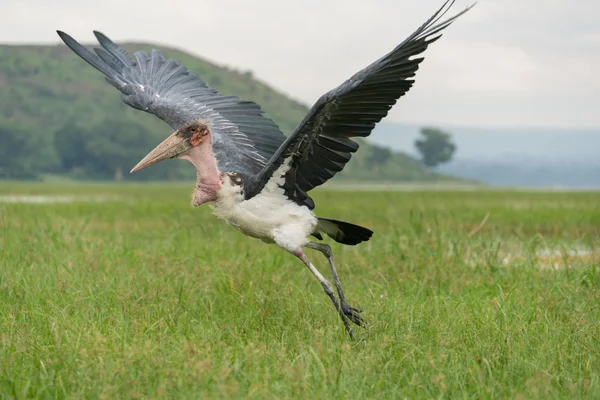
[246,0,474,208]
[56,30,286,175]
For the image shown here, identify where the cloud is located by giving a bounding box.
[1,0,599,128]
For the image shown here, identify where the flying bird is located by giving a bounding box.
[56,0,474,339]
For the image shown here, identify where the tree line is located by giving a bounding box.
[0,119,456,180]
[0,119,193,181]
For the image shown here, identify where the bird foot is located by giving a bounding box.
[342,302,366,327]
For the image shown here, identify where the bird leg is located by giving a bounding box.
[292,248,355,339]
[305,242,366,328]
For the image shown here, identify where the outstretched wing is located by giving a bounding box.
[245,0,474,208]
[56,30,287,175]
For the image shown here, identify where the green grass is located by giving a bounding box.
[1,183,599,399]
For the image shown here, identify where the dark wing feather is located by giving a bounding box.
[56,30,286,175]
[245,0,474,208]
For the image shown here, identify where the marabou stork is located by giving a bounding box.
[57,0,474,338]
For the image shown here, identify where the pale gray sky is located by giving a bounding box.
[2,0,599,128]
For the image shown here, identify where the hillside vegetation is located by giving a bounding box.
[0,42,454,182]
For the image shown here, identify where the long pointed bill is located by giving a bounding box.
[130,130,193,173]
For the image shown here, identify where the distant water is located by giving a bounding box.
[0,195,120,204]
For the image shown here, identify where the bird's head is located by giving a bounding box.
[130,120,211,173]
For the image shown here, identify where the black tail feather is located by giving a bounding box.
[311,232,324,240]
[315,218,373,245]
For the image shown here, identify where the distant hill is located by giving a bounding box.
[370,122,600,188]
[0,42,455,183]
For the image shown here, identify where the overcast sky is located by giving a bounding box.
[2,0,599,129]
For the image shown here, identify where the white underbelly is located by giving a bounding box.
[210,190,318,250]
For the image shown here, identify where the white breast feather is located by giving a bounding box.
[210,156,317,251]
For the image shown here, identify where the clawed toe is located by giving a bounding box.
[342,303,366,327]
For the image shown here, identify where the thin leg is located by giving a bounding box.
[292,248,355,339]
[305,242,366,327]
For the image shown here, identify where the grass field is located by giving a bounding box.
[1,182,599,399]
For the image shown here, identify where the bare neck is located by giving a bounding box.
[177,140,221,207]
